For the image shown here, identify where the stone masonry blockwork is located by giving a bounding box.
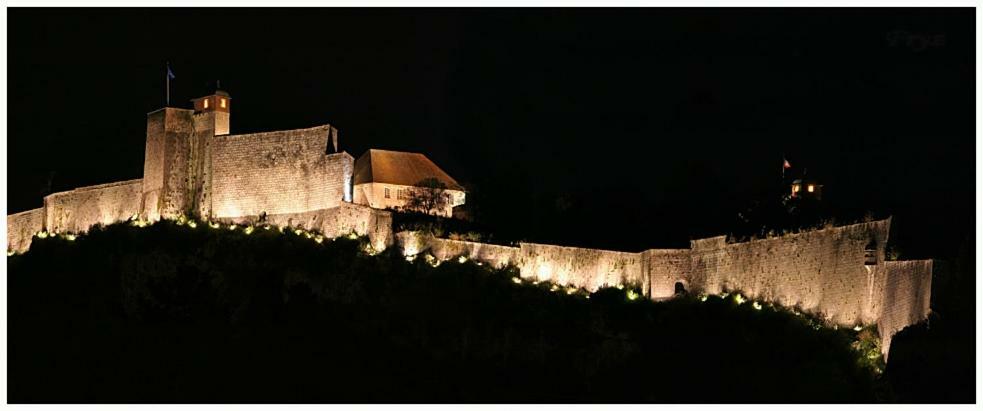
[388,217,931,360]
[209,126,352,218]
[44,179,144,234]
[6,208,45,253]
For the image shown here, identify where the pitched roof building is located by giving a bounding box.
[353,149,466,217]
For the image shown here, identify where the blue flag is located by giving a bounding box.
[167,64,175,80]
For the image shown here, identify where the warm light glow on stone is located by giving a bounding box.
[511,277,522,284]
[64,234,76,241]
[457,256,468,264]
[854,325,863,331]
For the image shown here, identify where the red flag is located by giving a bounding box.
[783,158,791,169]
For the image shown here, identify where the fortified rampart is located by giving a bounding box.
[670,219,892,326]
[215,202,393,252]
[209,125,351,219]
[6,208,45,253]
[392,218,932,358]
[877,260,933,359]
[44,179,145,234]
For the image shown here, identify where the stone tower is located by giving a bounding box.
[141,89,231,221]
[142,107,195,221]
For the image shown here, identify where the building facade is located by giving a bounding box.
[353,149,466,217]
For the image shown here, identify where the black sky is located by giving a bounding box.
[6,8,975,258]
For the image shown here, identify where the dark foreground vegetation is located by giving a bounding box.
[5,220,966,403]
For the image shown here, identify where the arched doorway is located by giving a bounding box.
[674,281,687,295]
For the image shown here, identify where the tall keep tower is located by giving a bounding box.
[142,107,195,221]
[142,89,231,221]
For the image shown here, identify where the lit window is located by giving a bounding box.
[203,99,209,109]
[220,98,226,108]
[385,187,390,199]
[807,184,814,193]
[792,185,800,193]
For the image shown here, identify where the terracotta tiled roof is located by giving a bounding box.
[354,149,463,191]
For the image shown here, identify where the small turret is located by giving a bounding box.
[190,88,231,136]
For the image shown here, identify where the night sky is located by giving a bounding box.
[7,8,975,258]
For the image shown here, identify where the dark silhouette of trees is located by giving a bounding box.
[404,178,450,215]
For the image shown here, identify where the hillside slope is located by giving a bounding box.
[8,221,885,403]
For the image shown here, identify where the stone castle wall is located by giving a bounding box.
[6,208,45,253]
[388,217,930,359]
[641,248,691,298]
[667,219,893,326]
[215,202,393,252]
[208,126,352,219]
[394,232,521,269]
[877,260,933,358]
[520,243,645,291]
[43,179,144,234]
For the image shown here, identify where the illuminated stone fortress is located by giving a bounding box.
[7,88,463,252]
[5,88,934,360]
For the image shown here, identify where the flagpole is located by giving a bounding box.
[166,63,170,107]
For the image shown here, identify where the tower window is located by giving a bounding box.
[203,99,209,109]
[385,187,390,199]
[807,184,814,193]
[792,185,800,193]
[220,98,226,108]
